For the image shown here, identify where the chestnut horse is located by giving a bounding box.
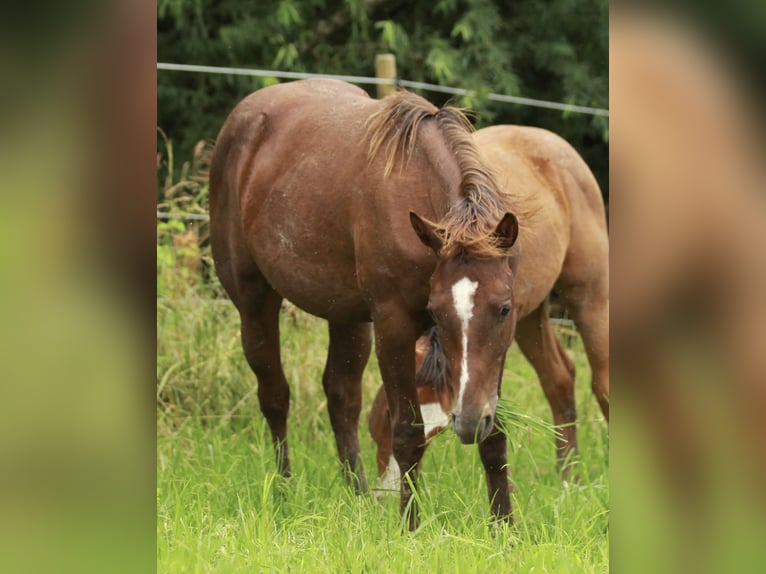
[209,79,520,529]
[369,125,609,485]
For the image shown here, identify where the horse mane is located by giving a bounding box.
[415,327,451,396]
[366,90,510,258]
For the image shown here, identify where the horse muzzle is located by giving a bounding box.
[451,404,494,444]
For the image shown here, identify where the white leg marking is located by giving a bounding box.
[451,276,479,411]
[419,401,450,437]
[379,454,401,493]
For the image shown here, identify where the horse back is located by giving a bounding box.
[474,125,607,317]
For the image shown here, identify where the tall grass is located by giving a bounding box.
[158,277,608,572]
[157,140,608,572]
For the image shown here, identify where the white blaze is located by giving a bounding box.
[451,276,479,411]
[419,401,449,437]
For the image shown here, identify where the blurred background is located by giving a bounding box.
[611,3,766,573]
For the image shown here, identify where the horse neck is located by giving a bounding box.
[417,120,464,217]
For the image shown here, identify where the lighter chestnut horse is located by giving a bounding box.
[370,125,609,485]
[210,80,522,529]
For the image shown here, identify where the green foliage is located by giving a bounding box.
[375,20,409,52]
[156,130,217,300]
[158,0,608,198]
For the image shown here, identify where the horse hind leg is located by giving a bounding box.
[560,275,610,422]
[555,212,610,422]
[516,301,578,474]
[322,322,373,493]
[237,279,293,477]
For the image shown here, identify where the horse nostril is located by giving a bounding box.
[483,414,493,432]
[451,413,457,425]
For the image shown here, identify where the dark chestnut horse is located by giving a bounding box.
[209,79,519,528]
[369,125,610,485]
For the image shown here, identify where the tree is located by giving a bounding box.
[158,0,608,198]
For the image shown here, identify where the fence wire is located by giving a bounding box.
[157,62,609,117]
[158,211,209,221]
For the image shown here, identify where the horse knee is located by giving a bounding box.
[257,382,290,419]
[479,432,508,471]
[322,378,346,407]
[542,369,575,413]
[392,422,425,471]
[324,379,363,436]
[241,336,278,381]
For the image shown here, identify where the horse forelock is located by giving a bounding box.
[366,91,510,259]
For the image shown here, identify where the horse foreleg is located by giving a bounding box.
[391,412,426,530]
[479,427,513,522]
[322,321,373,493]
[479,350,512,522]
[374,311,425,530]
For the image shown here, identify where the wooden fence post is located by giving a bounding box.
[375,54,397,98]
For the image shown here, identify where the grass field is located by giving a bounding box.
[157,283,609,573]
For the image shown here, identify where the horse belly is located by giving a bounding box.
[261,258,370,323]
[247,195,371,323]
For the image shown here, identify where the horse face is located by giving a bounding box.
[426,256,516,443]
[410,211,519,444]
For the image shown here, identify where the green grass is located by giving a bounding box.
[158,283,608,573]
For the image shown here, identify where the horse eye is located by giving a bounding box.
[499,304,511,319]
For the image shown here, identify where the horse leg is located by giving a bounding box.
[373,310,424,530]
[238,281,292,476]
[556,213,610,423]
[368,385,398,491]
[369,332,449,494]
[516,302,578,473]
[479,349,513,522]
[479,428,513,521]
[560,275,610,422]
[322,322,372,493]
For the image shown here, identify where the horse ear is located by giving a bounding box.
[493,212,518,251]
[410,211,443,252]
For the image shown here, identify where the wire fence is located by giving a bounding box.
[158,211,209,221]
[157,62,609,117]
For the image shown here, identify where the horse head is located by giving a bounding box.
[410,211,519,444]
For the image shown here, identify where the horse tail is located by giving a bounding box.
[415,327,451,396]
